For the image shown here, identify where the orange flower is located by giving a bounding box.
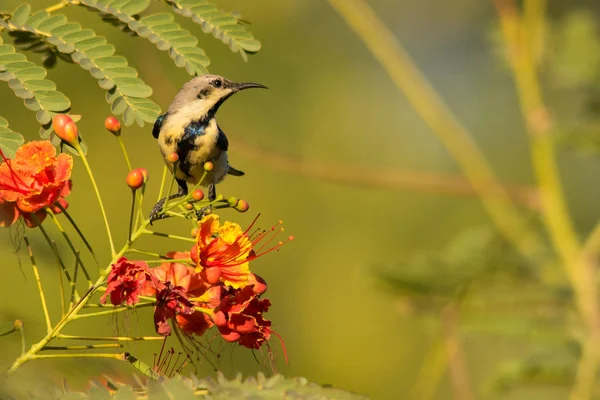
[0,141,72,227]
[191,214,252,288]
[147,252,221,336]
[191,215,291,289]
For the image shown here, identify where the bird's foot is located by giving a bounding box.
[149,197,168,224]
[195,205,213,221]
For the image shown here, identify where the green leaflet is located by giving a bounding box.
[5,7,160,127]
[0,118,24,159]
[0,39,74,140]
[78,0,210,76]
[168,0,261,62]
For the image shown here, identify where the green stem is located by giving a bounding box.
[53,201,97,261]
[35,222,76,298]
[126,248,178,259]
[5,219,151,376]
[157,165,168,202]
[57,334,165,341]
[117,135,132,171]
[72,302,154,319]
[57,252,65,316]
[69,252,81,310]
[46,208,93,284]
[135,185,146,229]
[31,353,125,360]
[24,236,52,334]
[42,343,122,350]
[128,190,135,244]
[162,162,178,213]
[494,2,600,399]
[143,230,196,243]
[75,143,116,257]
[144,258,194,265]
[15,320,25,356]
[46,0,71,13]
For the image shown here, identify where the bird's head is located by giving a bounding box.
[168,74,267,120]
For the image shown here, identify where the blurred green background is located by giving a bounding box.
[2,0,600,399]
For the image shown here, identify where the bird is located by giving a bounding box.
[149,74,267,221]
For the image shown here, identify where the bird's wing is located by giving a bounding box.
[152,113,168,139]
[227,166,245,176]
[216,125,229,151]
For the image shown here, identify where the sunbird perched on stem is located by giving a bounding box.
[149,74,267,221]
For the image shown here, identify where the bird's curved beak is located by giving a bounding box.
[234,82,268,91]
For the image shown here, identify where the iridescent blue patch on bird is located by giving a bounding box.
[177,120,207,177]
[184,120,207,138]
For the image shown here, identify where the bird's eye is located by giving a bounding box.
[211,79,222,88]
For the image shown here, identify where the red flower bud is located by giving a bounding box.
[185,203,194,210]
[192,189,204,201]
[52,114,73,137]
[204,161,213,171]
[59,121,79,144]
[104,116,121,136]
[235,199,249,213]
[126,169,144,190]
[167,152,179,163]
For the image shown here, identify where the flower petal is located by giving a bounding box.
[0,202,19,227]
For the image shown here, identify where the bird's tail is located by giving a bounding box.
[227,166,245,176]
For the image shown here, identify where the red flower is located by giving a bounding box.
[147,252,222,336]
[153,282,195,336]
[213,286,272,349]
[0,141,73,228]
[100,257,153,306]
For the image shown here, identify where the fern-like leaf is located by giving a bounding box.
[2,5,160,126]
[0,117,25,159]
[167,0,261,62]
[77,0,210,75]
[0,28,73,142]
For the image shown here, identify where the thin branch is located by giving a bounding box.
[53,201,97,262]
[74,142,116,257]
[15,320,25,356]
[45,0,72,13]
[69,251,81,310]
[42,343,122,351]
[72,302,155,319]
[56,254,66,316]
[494,2,600,399]
[57,334,165,341]
[441,304,474,400]
[232,139,540,210]
[143,230,196,243]
[46,209,93,286]
[35,223,79,300]
[327,0,545,262]
[24,236,52,334]
[31,353,125,361]
[157,165,168,202]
